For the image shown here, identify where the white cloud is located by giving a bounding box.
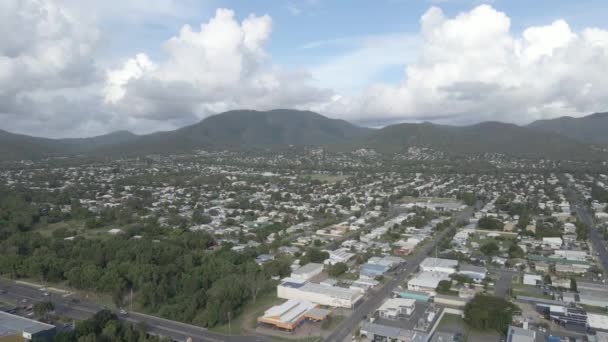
[105,8,332,122]
[306,33,421,95]
[324,4,608,124]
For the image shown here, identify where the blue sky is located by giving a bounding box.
[101,0,608,76]
[2,0,608,137]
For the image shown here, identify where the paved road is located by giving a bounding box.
[0,279,266,342]
[561,177,608,274]
[494,271,516,297]
[324,204,478,342]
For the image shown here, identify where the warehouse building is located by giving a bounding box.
[579,290,608,309]
[360,322,427,342]
[277,279,364,308]
[407,271,451,295]
[507,326,536,342]
[376,298,415,319]
[419,258,458,274]
[588,313,608,333]
[290,263,323,282]
[257,299,329,331]
[0,311,56,341]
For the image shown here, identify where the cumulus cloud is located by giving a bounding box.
[105,8,332,122]
[324,4,608,124]
[0,0,100,109]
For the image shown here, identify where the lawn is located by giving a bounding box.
[436,314,502,342]
[35,219,126,241]
[210,289,282,335]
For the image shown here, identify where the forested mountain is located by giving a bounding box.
[0,129,138,160]
[365,121,599,160]
[1,110,607,161]
[527,112,608,145]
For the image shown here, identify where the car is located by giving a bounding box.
[43,292,50,296]
[119,309,128,315]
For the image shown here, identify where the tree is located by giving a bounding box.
[436,280,453,295]
[33,301,54,319]
[508,244,524,259]
[327,262,348,277]
[574,218,589,241]
[301,248,329,264]
[464,295,518,334]
[477,217,504,231]
[480,242,500,256]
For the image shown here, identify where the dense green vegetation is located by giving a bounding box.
[477,217,504,231]
[464,295,519,335]
[0,187,289,328]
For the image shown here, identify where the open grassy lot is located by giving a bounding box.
[35,219,133,241]
[210,289,283,335]
[436,314,502,342]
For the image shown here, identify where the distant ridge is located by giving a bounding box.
[0,109,606,161]
[363,120,597,160]
[527,112,608,145]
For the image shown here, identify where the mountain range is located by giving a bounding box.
[1,109,607,161]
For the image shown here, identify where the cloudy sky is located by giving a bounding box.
[2,0,608,137]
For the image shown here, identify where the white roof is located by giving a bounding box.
[262,299,316,324]
[420,257,458,269]
[292,263,323,276]
[378,298,416,312]
[408,271,450,288]
[587,313,608,330]
[300,283,362,300]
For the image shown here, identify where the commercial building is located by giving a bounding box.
[277,280,363,308]
[547,306,587,327]
[419,258,458,274]
[360,322,427,342]
[376,298,416,319]
[523,274,542,286]
[458,265,487,283]
[325,248,355,265]
[407,271,451,295]
[290,263,323,282]
[257,299,329,331]
[360,263,389,279]
[0,311,56,341]
[579,290,608,309]
[588,313,608,333]
[507,326,536,342]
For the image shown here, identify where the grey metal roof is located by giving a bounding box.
[0,311,55,336]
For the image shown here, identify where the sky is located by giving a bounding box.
[2,0,608,138]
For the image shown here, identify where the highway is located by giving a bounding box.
[0,278,266,342]
[325,204,478,342]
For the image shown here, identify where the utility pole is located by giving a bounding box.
[228,311,232,335]
[130,288,133,312]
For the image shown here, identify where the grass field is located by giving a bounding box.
[35,219,134,241]
[436,314,502,342]
[210,289,283,335]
